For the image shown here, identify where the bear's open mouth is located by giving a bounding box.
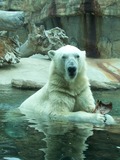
[69,72,76,78]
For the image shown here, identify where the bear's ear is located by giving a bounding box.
[48,50,56,60]
[81,51,86,58]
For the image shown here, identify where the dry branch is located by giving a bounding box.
[19,25,68,57]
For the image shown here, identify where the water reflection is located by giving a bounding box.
[1,108,120,160]
[32,119,93,160]
[3,109,94,160]
[1,87,120,160]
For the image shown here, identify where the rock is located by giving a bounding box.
[19,0,119,58]
[1,0,120,58]
[112,41,120,58]
[87,58,120,82]
[97,0,120,16]
[0,34,20,66]
[0,56,49,86]
[0,0,7,10]
[97,37,112,58]
[0,11,24,31]
[40,0,119,58]
[90,81,118,90]
[0,55,120,90]
[19,25,68,57]
[11,57,120,90]
[11,79,42,89]
[7,0,25,11]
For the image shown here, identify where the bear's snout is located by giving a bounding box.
[68,66,76,73]
[67,66,77,78]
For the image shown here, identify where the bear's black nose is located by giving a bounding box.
[68,66,76,73]
[68,66,77,78]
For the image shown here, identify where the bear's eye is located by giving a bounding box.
[62,55,67,59]
[75,55,80,58]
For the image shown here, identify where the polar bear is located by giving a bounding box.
[19,45,115,125]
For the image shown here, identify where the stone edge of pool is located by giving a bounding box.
[0,55,120,90]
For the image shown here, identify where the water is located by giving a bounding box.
[0,86,120,160]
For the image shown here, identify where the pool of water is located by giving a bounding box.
[0,86,120,160]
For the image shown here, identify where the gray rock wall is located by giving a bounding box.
[1,0,120,58]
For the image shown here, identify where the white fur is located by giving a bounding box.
[19,45,115,125]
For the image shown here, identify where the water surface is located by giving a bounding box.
[0,86,120,160]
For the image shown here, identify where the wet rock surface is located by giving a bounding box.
[87,58,120,89]
[0,55,120,90]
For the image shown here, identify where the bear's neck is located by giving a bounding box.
[49,70,89,96]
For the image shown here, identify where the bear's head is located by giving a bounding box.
[48,45,86,82]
